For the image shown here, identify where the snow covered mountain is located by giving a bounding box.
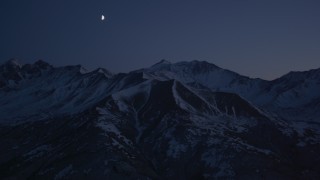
[0,59,319,179]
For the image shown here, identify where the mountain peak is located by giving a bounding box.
[151,59,171,67]
[3,58,22,68]
[33,59,52,69]
[95,68,113,78]
[158,59,171,64]
[190,60,219,68]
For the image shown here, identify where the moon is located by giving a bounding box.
[101,15,105,21]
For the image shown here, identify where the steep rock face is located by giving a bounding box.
[94,79,309,179]
[0,59,319,179]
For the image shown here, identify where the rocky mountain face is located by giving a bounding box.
[0,59,319,179]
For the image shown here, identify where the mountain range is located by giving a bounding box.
[0,59,319,179]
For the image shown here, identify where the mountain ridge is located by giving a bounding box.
[0,59,319,179]
[2,59,320,82]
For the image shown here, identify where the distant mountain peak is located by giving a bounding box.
[158,59,171,64]
[188,60,220,70]
[3,58,22,69]
[151,59,171,67]
[1,59,53,72]
[31,60,53,70]
[95,68,113,78]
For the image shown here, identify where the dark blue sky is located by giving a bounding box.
[1,0,320,79]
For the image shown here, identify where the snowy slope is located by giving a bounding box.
[141,60,266,99]
[0,60,147,124]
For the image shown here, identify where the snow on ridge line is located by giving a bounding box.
[110,80,153,112]
[111,79,153,100]
[172,80,194,112]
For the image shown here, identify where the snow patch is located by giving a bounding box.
[54,165,73,180]
[24,145,52,161]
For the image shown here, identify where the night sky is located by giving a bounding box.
[1,0,320,80]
